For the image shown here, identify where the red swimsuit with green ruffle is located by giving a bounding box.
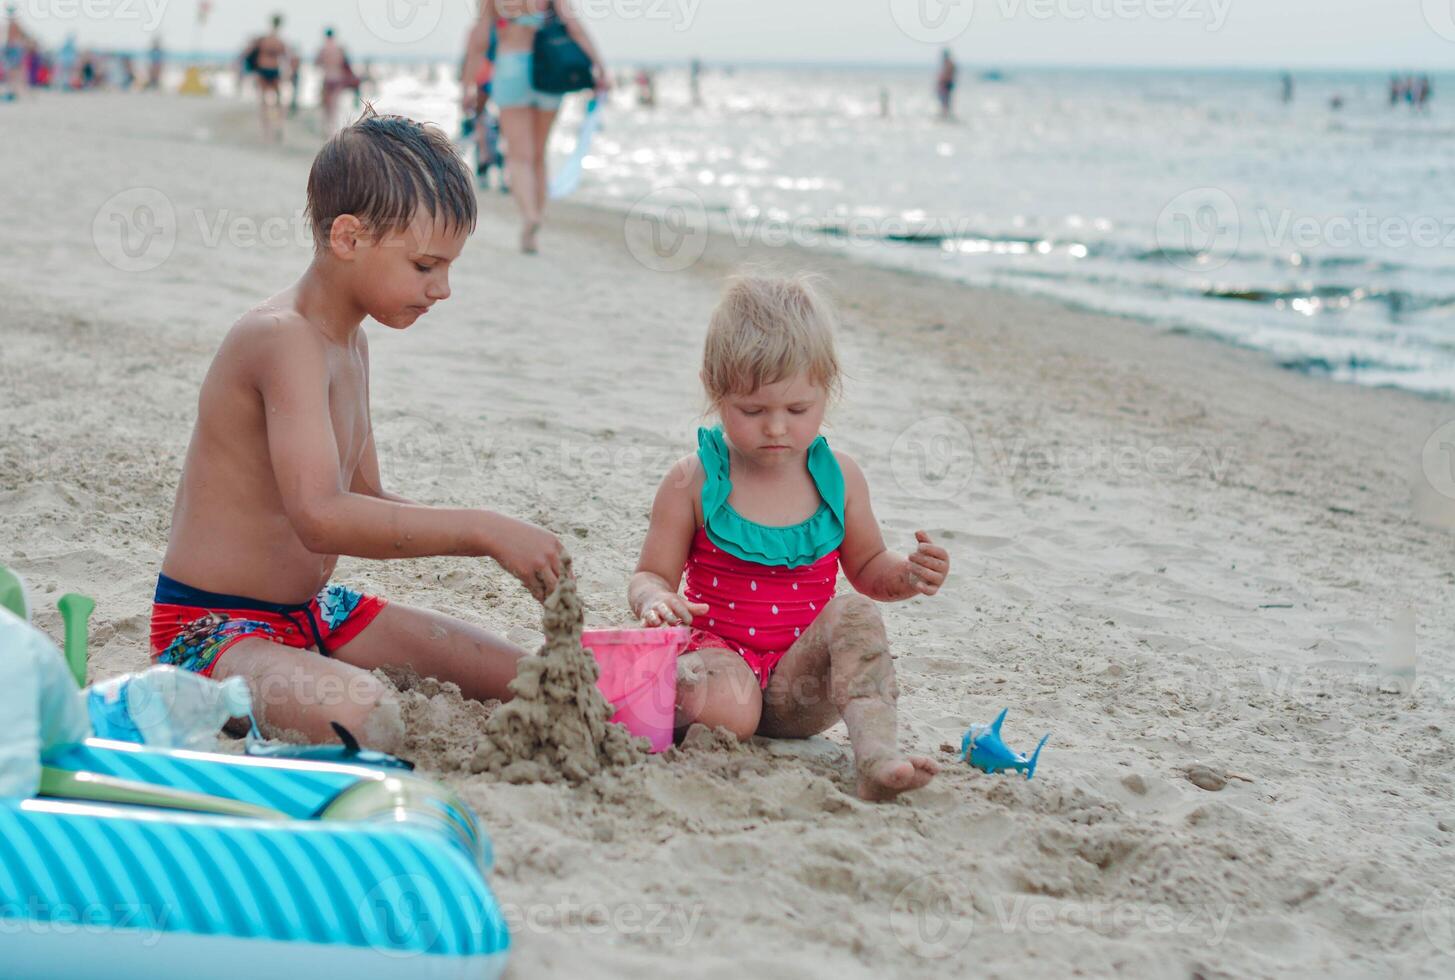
[681,427,846,688]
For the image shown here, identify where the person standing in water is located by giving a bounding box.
[317,28,349,135]
[935,48,957,121]
[243,14,288,142]
[461,0,610,254]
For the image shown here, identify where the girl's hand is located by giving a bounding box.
[905,530,950,596]
[641,592,708,627]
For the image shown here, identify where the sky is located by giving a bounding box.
[11,0,1455,69]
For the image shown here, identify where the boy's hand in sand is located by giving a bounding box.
[486,515,568,602]
[904,531,950,596]
[640,592,709,628]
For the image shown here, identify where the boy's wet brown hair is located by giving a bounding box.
[306,106,477,249]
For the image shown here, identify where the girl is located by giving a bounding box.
[630,276,949,802]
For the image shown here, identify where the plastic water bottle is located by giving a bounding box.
[87,666,253,750]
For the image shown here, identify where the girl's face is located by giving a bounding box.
[717,373,828,467]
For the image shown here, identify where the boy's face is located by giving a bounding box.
[343,211,469,330]
[718,372,828,468]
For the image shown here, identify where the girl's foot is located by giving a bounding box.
[520,220,541,254]
[856,754,938,802]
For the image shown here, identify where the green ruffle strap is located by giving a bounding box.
[697,426,846,569]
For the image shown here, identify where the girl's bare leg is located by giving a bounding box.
[673,647,763,741]
[759,594,937,801]
[498,106,541,251]
[530,106,558,225]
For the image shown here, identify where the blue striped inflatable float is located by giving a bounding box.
[1,738,509,979]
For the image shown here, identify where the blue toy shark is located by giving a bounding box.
[961,709,1049,779]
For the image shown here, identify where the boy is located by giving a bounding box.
[151,111,565,752]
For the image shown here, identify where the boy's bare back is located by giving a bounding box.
[162,291,373,604]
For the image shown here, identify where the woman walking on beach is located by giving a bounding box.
[462,0,609,254]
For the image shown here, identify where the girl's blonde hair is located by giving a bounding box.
[701,274,842,405]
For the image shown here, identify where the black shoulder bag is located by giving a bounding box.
[531,2,595,94]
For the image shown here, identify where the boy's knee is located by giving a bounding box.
[338,678,404,754]
[827,594,884,638]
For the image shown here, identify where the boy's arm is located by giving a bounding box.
[837,453,950,602]
[254,321,565,598]
[349,432,416,505]
[629,457,709,626]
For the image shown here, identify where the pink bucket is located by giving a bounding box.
[582,626,690,753]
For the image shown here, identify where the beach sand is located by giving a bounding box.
[4,93,1455,978]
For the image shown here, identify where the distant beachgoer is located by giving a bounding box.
[1329,94,1345,112]
[243,14,288,142]
[880,86,890,119]
[461,0,610,254]
[635,67,655,108]
[461,20,506,192]
[119,54,137,90]
[935,48,957,120]
[689,57,702,107]
[1416,75,1432,111]
[285,44,302,116]
[1281,72,1293,104]
[55,33,76,91]
[146,37,163,90]
[317,28,349,135]
[3,4,33,99]
[1390,75,1403,107]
